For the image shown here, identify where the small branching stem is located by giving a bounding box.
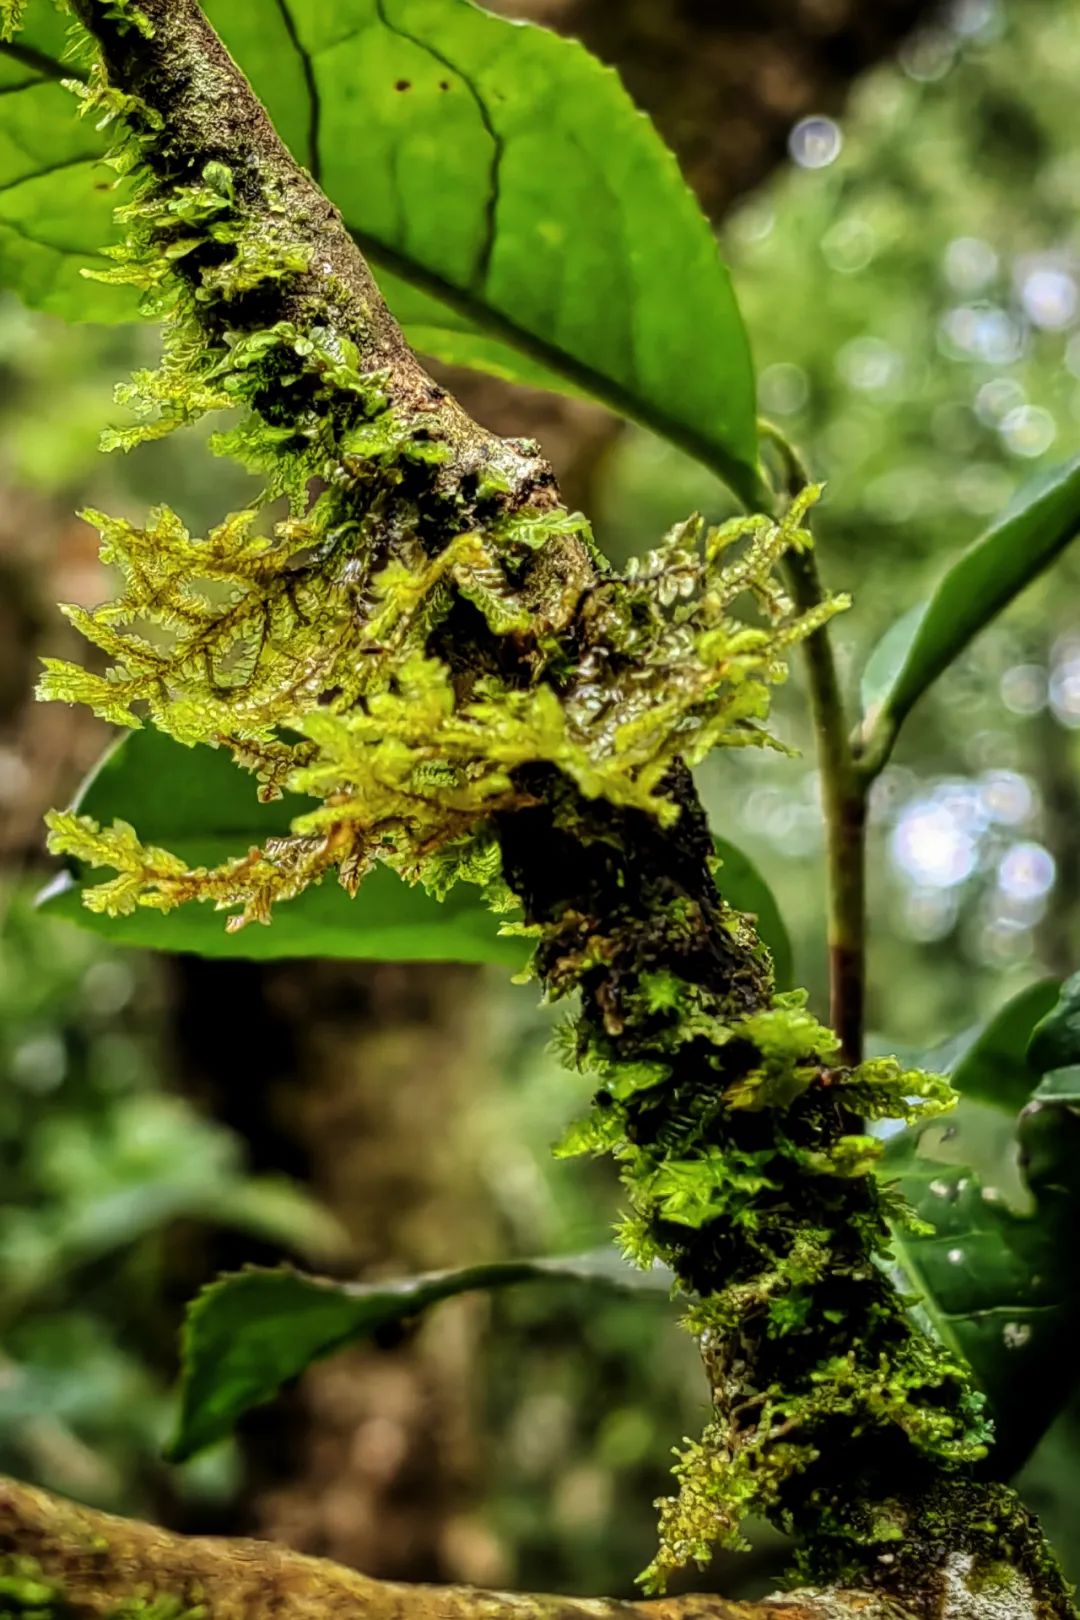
[758,421,867,1062]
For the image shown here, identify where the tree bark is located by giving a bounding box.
[0,1476,909,1620]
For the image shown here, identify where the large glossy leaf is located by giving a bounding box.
[1029,972,1080,1080]
[858,601,925,722]
[170,1250,675,1460]
[0,14,131,319]
[1,0,762,504]
[884,978,1080,1474]
[39,728,528,966]
[1027,978,1080,1107]
[944,978,1060,1113]
[859,455,1080,770]
[377,266,583,396]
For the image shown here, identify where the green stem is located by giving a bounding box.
[758,421,868,1063]
[788,543,867,1063]
[852,706,898,784]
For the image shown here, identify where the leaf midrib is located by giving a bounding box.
[353,227,760,504]
[0,37,76,78]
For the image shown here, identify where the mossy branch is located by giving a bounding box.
[9,1,1075,1611]
[0,1475,912,1620]
[64,0,555,508]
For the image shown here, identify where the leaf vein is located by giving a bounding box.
[270,0,321,183]
[370,0,502,293]
[0,150,98,200]
[0,40,75,81]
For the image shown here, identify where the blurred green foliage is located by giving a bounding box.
[598,0,1080,1050]
[0,891,344,1511]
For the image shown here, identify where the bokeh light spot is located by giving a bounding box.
[789,116,842,170]
[999,404,1056,458]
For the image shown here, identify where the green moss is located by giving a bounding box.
[107,1599,204,1620]
[547,886,989,1590]
[0,0,27,40]
[88,1,154,39]
[0,1558,62,1620]
[37,21,841,934]
[0,1553,211,1620]
[792,1480,1074,1615]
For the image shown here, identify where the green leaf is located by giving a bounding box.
[39,728,527,967]
[0,16,135,319]
[374,265,583,397]
[1,0,762,505]
[945,979,1060,1113]
[887,1099,1080,1476]
[712,835,793,991]
[885,977,1080,1474]
[1028,970,1080,1078]
[170,1250,675,1460]
[858,601,925,720]
[1032,1065,1080,1103]
[39,731,789,982]
[859,455,1080,768]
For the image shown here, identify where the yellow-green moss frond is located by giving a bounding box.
[45,807,365,931]
[641,1335,990,1594]
[38,4,841,934]
[45,484,839,925]
[0,0,27,40]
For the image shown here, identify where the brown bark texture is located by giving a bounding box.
[0,1476,908,1620]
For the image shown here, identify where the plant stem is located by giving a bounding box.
[757,422,868,1063]
[787,545,867,1063]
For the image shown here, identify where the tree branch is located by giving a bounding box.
[0,1476,902,1620]
[66,0,577,551]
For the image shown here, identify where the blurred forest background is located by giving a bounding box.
[3,0,1080,1598]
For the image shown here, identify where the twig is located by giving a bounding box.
[758,421,866,1063]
